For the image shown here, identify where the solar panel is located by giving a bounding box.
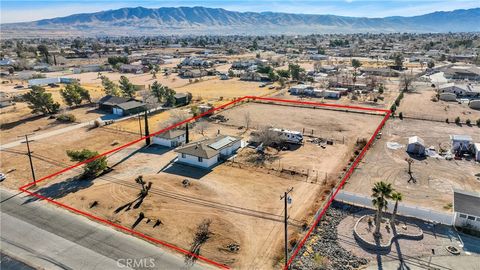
[208,136,237,150]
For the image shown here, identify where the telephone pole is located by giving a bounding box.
[137,114,143,138]
[19,134,36,186]
[144,110,150,145]
[280,187,294,270]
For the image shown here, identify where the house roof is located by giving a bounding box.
[174,93,188,99]
[114,100,145,111]
[175,135,241,159]
[156,129,185,139]
[98,95,131,106]
[454,189,480,217]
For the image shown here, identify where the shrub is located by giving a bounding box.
[446,118,449,124]
[399,112,403,120]
[466,119,471,126]
[56,113,76,122]
[455,117,461,125]
[477,118,480,127]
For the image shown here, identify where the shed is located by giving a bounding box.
[450,134,472,153]
[474,143,480,162]
[406,136,425,155]
[453,189,480,231]
[173,93,191,106]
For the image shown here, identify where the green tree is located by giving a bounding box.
[101,76,120,96]
[276,69,290,78]
[60,84,91,106]
[37,44,49,64]
[119,76,136,98]
[288,63,304,81]
[393,53,403,68]
[151,81,166,102]
[371,181,393,236]
[351,59,362,83]
[427,61,435,69]
[390,192,403,224]
[66,149,107,178]
[23,86,60,115]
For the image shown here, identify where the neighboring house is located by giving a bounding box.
[474,143,480,161]
[153,129,186,148]
[112,100,146,116]
[173,93,191,106]
[361,67,401,77]
[469,100,480,110]
[72,64,111,74]
[174,135,242,169]
[119,64,147,74]
[450,134,473,153]
[453,189,480,231]
[182,69,207,78]
[289,84,314,95]
[438,83,480,98]
[313,89,341,99]
[406,136,425,155]
[240,72,266,82]
[28,77,76,87]
[97,95,132,113]
[444,66,480,81]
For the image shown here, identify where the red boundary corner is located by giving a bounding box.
[17,96,391,269]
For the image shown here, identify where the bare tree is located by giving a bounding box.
[252,126,283,147]
[185,219,212,265]
[400,73,415,92]
[194,120,209,136]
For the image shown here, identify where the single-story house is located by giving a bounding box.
[361,67,401,77]
[112,100,146,116]
[313,89,341,99]
[470,100,480,110]
[119,64,147,74]
[474,143,480,162]
[453,189,480,231]
[182,69,208,78]
[444,66,480,81]
[97,95,133,112]
[289,84,314,95]
[153,129,186,148]
[174,135,242,168]
[406,136,425,155]
[451,134,473,153]
[439,92,457,101]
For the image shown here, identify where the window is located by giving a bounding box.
[181,153,186,158]
[198,157,203,162]
[467,216,476,221]
[459,214,467,219]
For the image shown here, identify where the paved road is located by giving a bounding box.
[0,121,93,150]
[0,188,207,270]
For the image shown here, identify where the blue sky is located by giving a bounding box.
[2,0,479,23]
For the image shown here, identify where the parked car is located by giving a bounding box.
[0,173,6,182]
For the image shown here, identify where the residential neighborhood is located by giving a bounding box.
[1,2,480,270]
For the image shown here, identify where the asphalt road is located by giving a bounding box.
[0,188,207,270]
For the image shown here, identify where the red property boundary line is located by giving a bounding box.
[17,96,390,269]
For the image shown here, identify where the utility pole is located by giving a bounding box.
[19,134,36,186]
[144,110,150,145]
[137,114,143,138]
[280,187,294,270]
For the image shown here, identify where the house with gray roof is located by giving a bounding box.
[174,135,242,168]
[453,189,480,231]
[152,129,186,148]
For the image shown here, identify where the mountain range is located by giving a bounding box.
[2,6,480,37]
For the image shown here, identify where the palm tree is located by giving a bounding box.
[390,192,403,225]
[371,181,393,236]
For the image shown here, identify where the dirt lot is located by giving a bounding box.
[8,101,386,269]
[0,125,138,189]
[345,118,480,212]
[397,83,480,122]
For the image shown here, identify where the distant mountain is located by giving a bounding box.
[2,6,480,37]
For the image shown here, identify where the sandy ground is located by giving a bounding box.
[0,125,138,189]
[344,118,480,212]
[397,83,480,121]
[3,101,386,269]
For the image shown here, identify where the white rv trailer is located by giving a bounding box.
[269,128,303,144]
